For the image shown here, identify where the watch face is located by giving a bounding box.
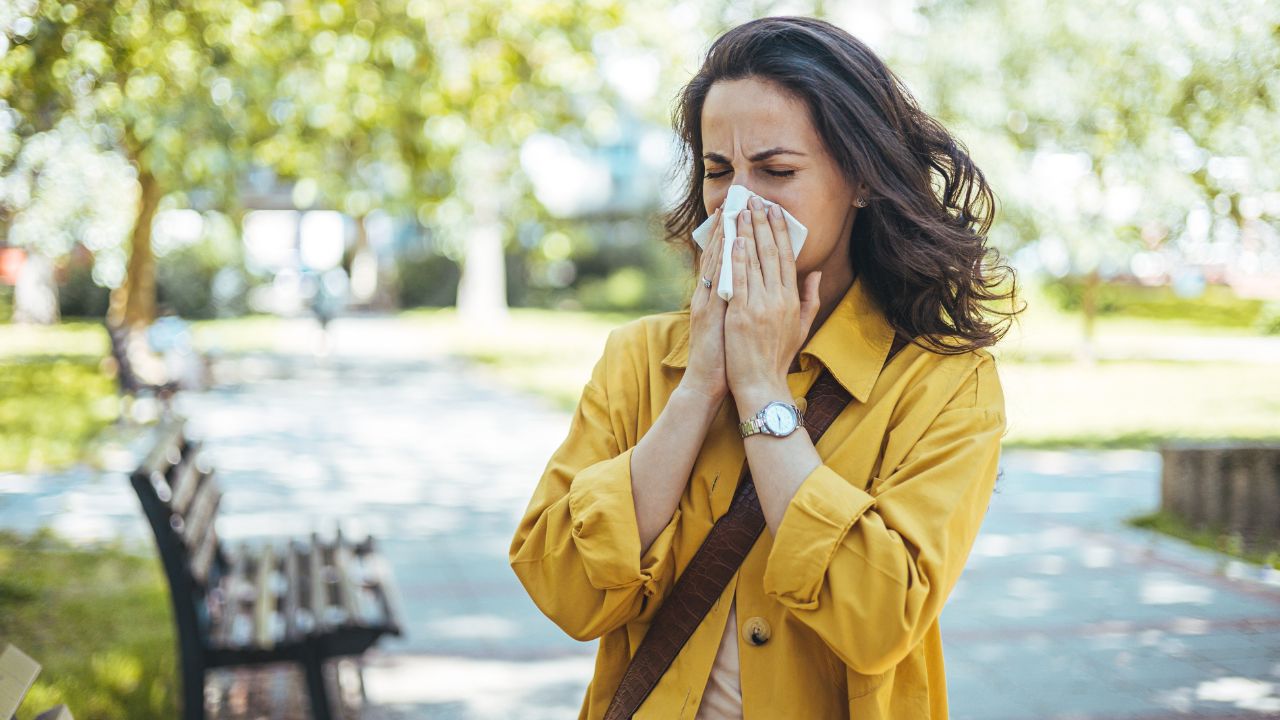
[763,402,797,435]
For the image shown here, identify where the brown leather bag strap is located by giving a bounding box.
[604,333,909,719]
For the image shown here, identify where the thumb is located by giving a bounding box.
[799,271,822,335]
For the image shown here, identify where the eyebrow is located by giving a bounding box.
[702,147,807,164]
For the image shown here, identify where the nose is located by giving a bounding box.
[712,181,757,212]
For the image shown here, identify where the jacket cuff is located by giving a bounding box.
[762,462,877,609]
[567,445,681,596]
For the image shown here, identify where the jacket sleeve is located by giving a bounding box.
[509,326,683,642]
[761,354,1005,675]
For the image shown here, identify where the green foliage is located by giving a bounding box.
[901,0,1280,281]
[0,0,712,321]
[576,266,650,312]
[57,257,111,319]
[0,0,255,198]
[154,240,228,320]
[394,253,461,308]
[0,285,12,322]
[0,357,118,472]
[1255,302,1280,336]
[0,529,178,720]
[1129,510,1280,568]
[1042,278,1266,328]
[521,223,692,313]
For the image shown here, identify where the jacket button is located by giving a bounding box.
[742,616,771,646]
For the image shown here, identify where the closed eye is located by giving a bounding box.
[703,168,797,179]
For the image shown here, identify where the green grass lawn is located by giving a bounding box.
[0,315,286,473]
[1127,510,1280,569]
[1,287,1277,474]
[0,530,177,720]
[0,358,119,472]
[400,301,1280,450]
[999,359,1280,448]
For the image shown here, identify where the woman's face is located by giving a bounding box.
[700,76,862,278]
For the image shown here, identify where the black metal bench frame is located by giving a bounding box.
[105,321,180,418]
[130,417,404,720]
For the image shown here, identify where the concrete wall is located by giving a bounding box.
[1160,442,1280,548]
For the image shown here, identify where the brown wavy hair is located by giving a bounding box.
[663,16,1022,354]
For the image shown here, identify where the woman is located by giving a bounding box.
[510,16,1020,719]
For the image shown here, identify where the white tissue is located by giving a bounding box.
[691,184,808,301]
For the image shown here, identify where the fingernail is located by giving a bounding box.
[734,237,744,250]
[768,205,779,219]
[748,196,762,210]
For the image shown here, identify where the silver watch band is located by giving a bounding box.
[738,416,766,437]
[738,403,804,438]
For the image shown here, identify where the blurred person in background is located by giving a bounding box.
[302,266,349,356]
[511,16,1020,720]
[147,304,206,391]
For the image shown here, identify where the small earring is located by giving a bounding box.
[854,197,868,208]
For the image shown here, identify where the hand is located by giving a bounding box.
[681,204,730,405]
[725,196,822,406]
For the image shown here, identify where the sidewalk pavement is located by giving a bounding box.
[1,316,1277,719]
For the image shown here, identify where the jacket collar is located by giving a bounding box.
[660,273,896,404]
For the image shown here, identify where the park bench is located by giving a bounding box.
[130,416,404,720]
[105,321,180,418]
[0,643,73,720]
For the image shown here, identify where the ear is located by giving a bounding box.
[850,184,869,207]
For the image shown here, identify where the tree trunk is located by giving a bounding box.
[108,169,162,329]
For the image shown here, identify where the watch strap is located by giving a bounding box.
[738,403,804,439]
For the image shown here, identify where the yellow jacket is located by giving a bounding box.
[509,274,1006,719]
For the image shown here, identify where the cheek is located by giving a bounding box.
[773,187,827,235]
[784,193,849,265]
[703,185,727,215]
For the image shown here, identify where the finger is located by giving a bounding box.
[738,207,765,301]
[698,208,722,294]
[799,271,823,338]
[699,207,721,274]
[730,234,748,305]
[751,198,781,291]
[767,204,794,290]
[710,213,727,306]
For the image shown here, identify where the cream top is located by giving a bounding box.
[695,597,743,719]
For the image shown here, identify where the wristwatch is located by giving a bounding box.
[739,401,805,439]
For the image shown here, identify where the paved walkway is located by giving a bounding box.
[2,316,1278,719]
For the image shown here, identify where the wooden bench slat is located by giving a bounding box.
[346,543,378,625]
[169,441,204,516]
[349,540,386,626]
[309,532,329,633]
[183,472,221,552]
[332,530,361,625]
[189,520,220,587]
[131,415,402,720]
[140,419,186,478]
[357,537,405,634]
[252,544,276,650]
[283,541,303,643]
[216,543,251,649]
